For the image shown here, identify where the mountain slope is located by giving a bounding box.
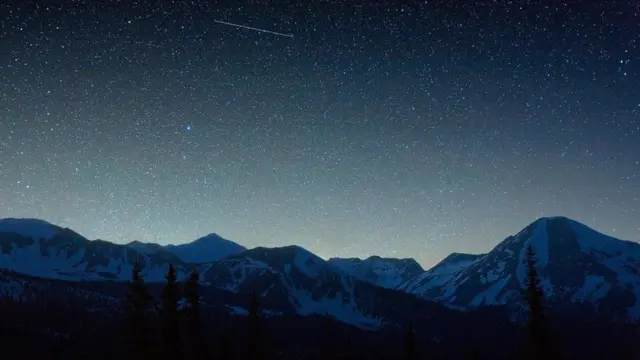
[202,245,388,329]
[1,267,636,360]
[399,252,482,296]
[165,233,246,263]
[328,256,424,289]
[0,218,189,282]
[0,268,535,360]
[412,217,640,320]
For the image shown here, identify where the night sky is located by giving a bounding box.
[1,0,638,267]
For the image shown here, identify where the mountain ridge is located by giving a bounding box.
[400,216,640,321]
[2,215,640,322]
[164,232,247,263]
[327,255,425,289]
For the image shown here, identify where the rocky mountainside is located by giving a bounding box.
[0,218,190,281]
[1,216,639,359]
[404,217,640,320]
[327,255,424,289]
[398,252,483,297]
[202,245,390,329]
[2,216,640,324]
[0,218,456,328]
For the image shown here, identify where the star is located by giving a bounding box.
[0,1,637,267]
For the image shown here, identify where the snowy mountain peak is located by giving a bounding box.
[328,255,425,289]
[429,252,483,274]
[404,216,640,320]
[398,252,482,295]
[0,221,190,282]
[202,245,384,329]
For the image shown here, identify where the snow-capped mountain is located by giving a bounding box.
[327,256,424,289]
[0,218,189,281]
[409,217,640,320]
[3,216,640,324]
[201,245,386,329]
[165,233,246,263]
[398,252,482,295]
[2,216,640,359]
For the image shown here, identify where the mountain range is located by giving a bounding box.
[1,216,639,359]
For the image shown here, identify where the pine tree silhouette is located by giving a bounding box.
[247,291,268,359]
[124,261,154,360]
[161,264,182,360]
[524,245,551,360]
[184,269,204,360]
[404,322,416,360]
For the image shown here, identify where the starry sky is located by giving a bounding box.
[1,0,638,268]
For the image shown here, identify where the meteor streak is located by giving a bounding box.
[214,20,294,38]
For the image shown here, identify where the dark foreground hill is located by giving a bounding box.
[0,268,638,360]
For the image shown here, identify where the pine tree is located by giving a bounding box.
[404,322,416,360]
[161,264,182,360]
[524,245,551,360]
[124,261,154,360]
[184,269,205,360]
[247,291,268,359]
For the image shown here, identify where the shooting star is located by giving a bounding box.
[214,20,294,38]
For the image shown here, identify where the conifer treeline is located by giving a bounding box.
[524,245,553,360]
[123,246,552,360]
[123,265,217,360]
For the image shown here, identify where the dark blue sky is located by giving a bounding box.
[1,0,638,267]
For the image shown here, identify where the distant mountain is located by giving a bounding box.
[125,240,165,255]
[398,252,482,296]
[202,245,388,328]
[429,253,484,273]
[164,233,246,263]
[407,217,640,320]
[1,216,639,359]
[0,218,446,328]
[328,256,424,289]
[3,216,640,323]
[0,218,189,281]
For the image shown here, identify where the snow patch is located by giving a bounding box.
[572,275,611,303]
[569,221,640,317]
[470,274,511,306]
[516,218,550,288]
[227,305,249,316]
[483,261,506,284]
[291,288,382,330]
[221,258,274,292]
